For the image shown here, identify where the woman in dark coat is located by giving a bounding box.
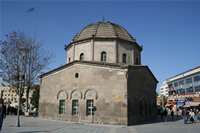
[0,99,6,132]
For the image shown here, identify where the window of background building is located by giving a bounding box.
[185,97,193,102]
[122,53,126,63]
[180,89,185,94]
[86,100,94,116]
[168,84,172,88]
[72,100,78,115]
[193,75,200,82]
[186,78,192,84]
[80,53,84,61]
[59,100,65,114]
[195,86,200,92]
[69,57,71,63]
[169,91,174,96]
[174,82,178,87]
[101,52,106,62]
[179,80,184,85]
[186,87,194,93]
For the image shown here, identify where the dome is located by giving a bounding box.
[71,21,135,42]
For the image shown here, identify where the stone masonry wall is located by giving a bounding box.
[39,63,128,125]
[127,66,157,125]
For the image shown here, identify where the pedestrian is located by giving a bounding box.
[198,110,200,122]
[186,110,190,121]
[171,110,174,120]
[163,109,168,122]
[176,108,179,117]
[195,109,199,122]
[193,109,196,120]
[182,108,187,124]
[189,109,195,123]
[33,108,38,118]
[0,99,6,132]
[160,109,163,119]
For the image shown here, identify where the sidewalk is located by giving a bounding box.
[2,115,200,133]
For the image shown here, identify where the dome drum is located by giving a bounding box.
[65,21,142,66]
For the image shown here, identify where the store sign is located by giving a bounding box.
[193,97,200,102]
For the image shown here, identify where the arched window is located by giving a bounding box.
[69,57,71,63]
[122,53,127,63]
[145,101,147,115]
[80,53,84,61]
[140,100,143,116]
[101,51,106,62]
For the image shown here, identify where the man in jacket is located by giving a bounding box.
[182,108,187,124]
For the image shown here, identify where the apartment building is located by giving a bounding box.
[163,66,200,101]
[160,81,169,97]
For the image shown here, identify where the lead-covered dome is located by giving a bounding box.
[71,21,135,42]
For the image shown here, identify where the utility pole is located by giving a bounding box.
[16,48,28,127]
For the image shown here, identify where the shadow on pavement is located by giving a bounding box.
[17,131,48,133]
[131,115,184,126]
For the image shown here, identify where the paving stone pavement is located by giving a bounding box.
[2,115,200,133]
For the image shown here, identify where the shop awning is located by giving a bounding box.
[183,104,190,108]
[190,102,200,106]
[165,104,172,107]
[177,103,184,107]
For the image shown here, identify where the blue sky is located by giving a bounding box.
[1,0,200,94]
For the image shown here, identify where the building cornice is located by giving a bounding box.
[64,37,142,51]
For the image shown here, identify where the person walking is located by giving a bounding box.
[182,108,187,124]
[0,99,6,132]
[160,109,163,119]
[163,109,168,122]
[189,109,195,123]
[176,108,179,117]
[195,109,199,122]
[198,110,200,122]
[171,109,174,121]
[186,110,190,121]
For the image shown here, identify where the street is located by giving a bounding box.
[2,115,200,133]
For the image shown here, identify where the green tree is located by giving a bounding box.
[30,85,40,108]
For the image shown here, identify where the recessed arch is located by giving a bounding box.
[70,90,83,99]
[57,90,68,100]
[84,89,98,100]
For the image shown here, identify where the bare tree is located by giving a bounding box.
[0,31,54,112]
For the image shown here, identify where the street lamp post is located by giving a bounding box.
[16,48,28,127]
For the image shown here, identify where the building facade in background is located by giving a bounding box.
[160,66,200,108]
[38,21,158,125]
[0,83,18,106]
[160,81,168,97]
[0,82,33,109]
[167,66,200,100]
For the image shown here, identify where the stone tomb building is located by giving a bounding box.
[38,21,158,125]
